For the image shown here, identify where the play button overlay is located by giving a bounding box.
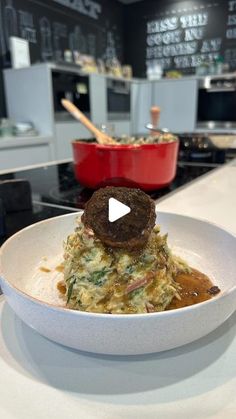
[81,187,156,249]
[108,197,131,222]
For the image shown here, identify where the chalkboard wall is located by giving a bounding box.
[1,0,236,116]
[124,0,236,77]
[0,0,124,116]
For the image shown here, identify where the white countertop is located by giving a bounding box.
[158,160,236,235]
[0,161,236,419]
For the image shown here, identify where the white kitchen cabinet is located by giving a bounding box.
[152,79,198,133]
[55,121,131,157]
[112,121,131,136]
[0,137,52,171]
[131,81,152,135]
[4,65,134,161]
[3,64,54,137]
[54,122,92,160]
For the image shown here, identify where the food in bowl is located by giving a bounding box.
[76,132,177,146]
[117,132,178,145]
[57,187,220,314]
[1,209,235,355]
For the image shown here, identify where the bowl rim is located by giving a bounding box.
[71,139,179,150]
[1,211,236,320]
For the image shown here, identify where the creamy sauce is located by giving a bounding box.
[167,268,220,310]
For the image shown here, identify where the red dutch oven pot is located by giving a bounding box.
[72,139,179,191]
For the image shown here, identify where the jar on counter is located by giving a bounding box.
[0,119,13,137]
[195,62,209,76]
[215,56,224,75]
[64,49,73,63]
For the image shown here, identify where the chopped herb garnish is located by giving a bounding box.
[140,254,155,264]
[130,288,143,297]
[88,267,112,286]
[125,265,135,275]
[67,277,76,303]
[84,254,93,262]
[83,249,97,263]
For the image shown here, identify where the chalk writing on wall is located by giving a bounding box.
[52,0,102,20]
[146,9,219,72]
[125,0,236,76]
[0,0,123,67]
[39,17,53,61]
[18,9,37,44]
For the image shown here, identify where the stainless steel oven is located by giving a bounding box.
[106,78,131,121]
[52,69,90,121]
[197,75,236,129]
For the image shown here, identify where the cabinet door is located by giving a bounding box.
[112,121,131,136]
[55,122,91,160]
[0,145,51,171]
[153,79,198,133]
[131,82,152,135]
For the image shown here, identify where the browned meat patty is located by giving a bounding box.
[81,187,156,249]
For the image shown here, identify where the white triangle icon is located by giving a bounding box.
[108,197,131,223]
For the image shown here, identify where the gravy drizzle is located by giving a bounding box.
[167,268,220,310]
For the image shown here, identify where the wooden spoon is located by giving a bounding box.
[61,99,117,145]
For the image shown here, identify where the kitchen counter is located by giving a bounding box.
[0,160,236,419]
[158,159,236,235]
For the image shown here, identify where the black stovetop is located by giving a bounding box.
[0,160,220,245]
[0,161,218,210]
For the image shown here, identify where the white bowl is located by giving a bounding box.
[0,212,236,355]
